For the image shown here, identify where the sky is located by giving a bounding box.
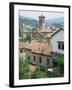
[19,10,64,20]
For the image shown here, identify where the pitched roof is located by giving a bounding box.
[39,14,45,18]
[19,28,64,55]
[19,42,31,50]
[38,28,54,38]
[19,42,52,56]
[51,28,64,37]
[32,31,44,37]
[31,42,52,55]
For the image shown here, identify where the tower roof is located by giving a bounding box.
[39,14,45,18]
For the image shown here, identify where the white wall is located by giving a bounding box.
[51,30,64,54]
[0,0,72,90]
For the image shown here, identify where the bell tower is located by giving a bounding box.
[39,14,45,29]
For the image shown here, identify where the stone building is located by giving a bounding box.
[19,14,64,69]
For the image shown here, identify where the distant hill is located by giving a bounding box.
[45,17,64,28]
[19,16,38,28]
[19,16,64,29]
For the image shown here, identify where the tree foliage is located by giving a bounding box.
[19,53,64,79]
[31,66,48,79]
[52,54,64,64]
[19,55,30,79]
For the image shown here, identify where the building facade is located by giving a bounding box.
[19,14,64,69]
[51,29,64,54]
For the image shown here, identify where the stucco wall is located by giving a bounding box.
[30,53,48,68]
[25,50,53,68]
[51,30,64,54]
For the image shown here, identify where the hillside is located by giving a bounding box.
[19,15,64,29]
[19,16,38,28]
[45,17,64,28]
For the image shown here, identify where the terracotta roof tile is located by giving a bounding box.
[19,42,31,50]
[19,42,52,56]
[38,28,48,33]
[31,42,52,55]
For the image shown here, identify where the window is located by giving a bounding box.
[62,43,64,50]
[39,57,42,63]
[33,56,36,62]
[47,59,50,65]
[58,41,64,50]
[58,43,61,49]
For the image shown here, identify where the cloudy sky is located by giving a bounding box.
[19,10,64,20]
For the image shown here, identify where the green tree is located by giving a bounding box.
[19,55,30,79]
[52,54,64,75]
[24,33,31,43]
[31,66,47,79]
